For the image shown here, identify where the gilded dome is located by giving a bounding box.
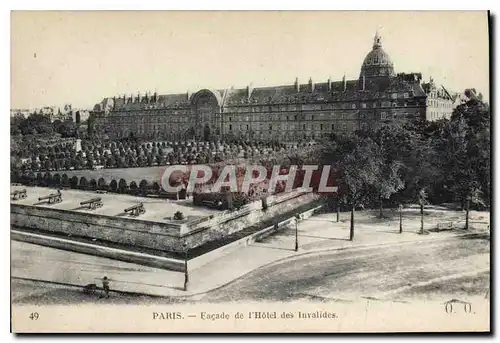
[360,31,395,78]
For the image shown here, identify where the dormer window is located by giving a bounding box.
[404,92,409,98]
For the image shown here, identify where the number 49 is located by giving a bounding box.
[29,312,39,320]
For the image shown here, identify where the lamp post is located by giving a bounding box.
[294,214,300,252]
[183,241,189,291]
[398,203,403,234]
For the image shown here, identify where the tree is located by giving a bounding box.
[152,181,161,194]
[369,125,406,217]
[129,181,138,193]
[139,179,149,196]
[43,172,53,186]
[118,178,128,193]
[445,98,491,214]
[418,188,429,234]
[53,173,61,186]
[97,177,107,190]
[79,176,88,189]
[61,173,69,186]
[109,179,118,192]
[69,176,79,189]
[89,178,97,190]
[337,137,382,241]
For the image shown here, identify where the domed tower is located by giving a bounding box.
[360,30,395,79]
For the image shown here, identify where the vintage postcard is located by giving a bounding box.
[10,10,491,333]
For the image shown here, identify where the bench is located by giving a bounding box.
[201,200,223,209]
[436,222,454,230]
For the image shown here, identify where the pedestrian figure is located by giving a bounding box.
[102,276,110,298]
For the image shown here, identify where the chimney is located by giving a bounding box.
[154,91,158,103]
[342,74,347,92]
[137,92,141,103]
[308,77,314,92]
[187,90,191,100]
[294,77,300,92]
[247,83,254,99]
[328,77,332,92]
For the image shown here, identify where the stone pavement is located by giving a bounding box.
[11,207,489,299]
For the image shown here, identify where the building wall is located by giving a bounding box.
[91,84,427,142]
[89,34,447,141]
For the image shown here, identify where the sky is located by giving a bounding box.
[10,11,490,110]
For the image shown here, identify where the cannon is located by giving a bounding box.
[38,190,62,204]
[80,197,103,210]
[11,189,27,200]
[124,203,146,217]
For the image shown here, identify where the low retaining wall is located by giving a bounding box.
[11,189,319,254]
[189,203,326,270]
[11,230,185,271]
[12,203,326,272]
[11,204,185,251]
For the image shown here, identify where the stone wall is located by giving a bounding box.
[11,204,184,251]
[11,190,319,252]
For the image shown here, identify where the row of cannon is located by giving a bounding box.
[11,188,146,217]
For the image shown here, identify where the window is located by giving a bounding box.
[351,103,356,109]
[269,124,272,131]
[229,117,232,122]
[303,124,306,130]
[373,102,377,108]
[294,115,298,121]
[331,124,335,130]
[361,103,367,108]
[404,93,409,98]
[229,124,232,130]
[391,93,398,99]
[381,112,387,120]
[311,115,315,121]
[392,102,397,107]
[320,124,324,130]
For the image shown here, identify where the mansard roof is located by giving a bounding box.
[94,74,427,113]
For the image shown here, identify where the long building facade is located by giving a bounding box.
[90,32,455,142]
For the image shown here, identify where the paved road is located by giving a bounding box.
[12,233,489,305]
[200,233,490,303]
